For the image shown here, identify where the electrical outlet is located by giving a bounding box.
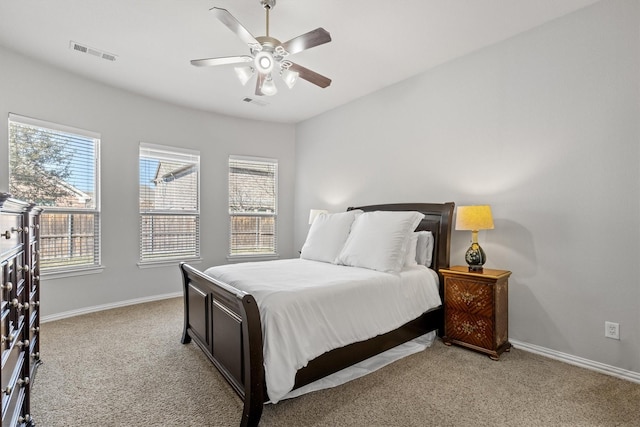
[605,321,620,340]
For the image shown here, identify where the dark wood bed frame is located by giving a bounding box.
[180,202,455,426]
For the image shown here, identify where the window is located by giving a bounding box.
[139,143,200,264]
[229,156,278,257]
[8,114,101,273]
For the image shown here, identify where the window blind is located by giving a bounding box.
[228,156,278,256]
[8,114,101,272]
[139,143,200,263]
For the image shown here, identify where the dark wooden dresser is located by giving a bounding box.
[1,193,41,426]
[440,266,512,360]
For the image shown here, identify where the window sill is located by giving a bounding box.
[42,265,105,280]
[137,258,202,269]
[226,254,279,263]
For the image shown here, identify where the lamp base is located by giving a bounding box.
[464,242,487,273]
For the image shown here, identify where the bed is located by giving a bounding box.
[180,202,454,426]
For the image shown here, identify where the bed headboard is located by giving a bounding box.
[347,202,455,273]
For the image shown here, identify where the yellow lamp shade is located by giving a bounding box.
[455,205,494,231]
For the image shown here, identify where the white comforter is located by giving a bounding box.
[204,258,441,403]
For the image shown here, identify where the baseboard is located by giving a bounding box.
[41,292,182,323]
[40,300,640,386]
[511,339,640,385]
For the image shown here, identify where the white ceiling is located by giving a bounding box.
[0,0,600,124]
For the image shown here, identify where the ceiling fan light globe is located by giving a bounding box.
[261,75,278,96]
[234,66,254,86]
[254,51,274,74]
[281,68,299,89]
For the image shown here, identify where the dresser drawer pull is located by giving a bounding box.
[1,333,16,344]
[16,339,29,349]
[2,385,12,395]
[17,377,29,388]
[2,226,25,238]
[18,414,31,423]
[31,351,40,360]
[10,299,28,311]
[1,281,12,292]
[19,264,29,273]
[31,326,40,334]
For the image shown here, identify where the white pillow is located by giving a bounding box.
[300,210,363,263]
[416,230,434,267]
[336,211,425,273]
[403,232,419,267]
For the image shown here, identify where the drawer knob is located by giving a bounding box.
[2,385,12,395]
[31,326,40,334]
[17,377,29,387]
[1,230,9,239]
[19,264,30,273]
[1,333,16,344]
[1,281,12,292]
[18,414,31,423]
[10,299,28,311]
[16,339,30,349]
[31,351,40,360]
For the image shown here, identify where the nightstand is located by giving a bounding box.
[440,266,512,360]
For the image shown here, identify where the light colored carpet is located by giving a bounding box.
[31,297,640,426]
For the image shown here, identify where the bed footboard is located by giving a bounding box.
[180,262,264,427]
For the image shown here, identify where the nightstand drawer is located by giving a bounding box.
[445,277,492,315]
[445,309,493,349]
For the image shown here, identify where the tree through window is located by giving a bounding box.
[9,114,101,272]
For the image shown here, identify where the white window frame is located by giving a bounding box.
[8,113,102,277]
[228,155,278,261]
[138,142,201,267]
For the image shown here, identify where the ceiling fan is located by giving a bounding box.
[191,0,332,97]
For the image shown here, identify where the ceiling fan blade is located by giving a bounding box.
[281,28,331,56]
[211,7,259,47]
[191,56,253,67]
[288,63,331,88]
[255,73,266,96]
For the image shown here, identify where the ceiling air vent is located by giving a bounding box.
[69,41,117,62]
[242,97,268,107]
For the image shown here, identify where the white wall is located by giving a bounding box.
[0,46,297,318]
[295,0,640,373]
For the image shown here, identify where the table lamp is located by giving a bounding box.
[455,205,494,272]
